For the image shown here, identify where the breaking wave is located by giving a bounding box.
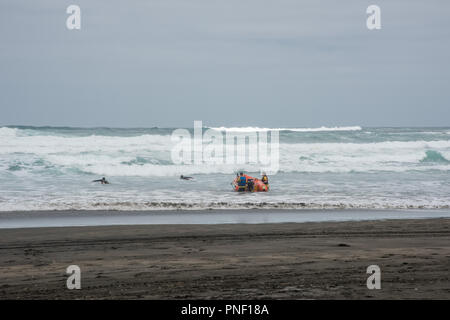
[1,200,449,212]
[420,150,449,163]
[1,125,450,176]
[208,126,362,132]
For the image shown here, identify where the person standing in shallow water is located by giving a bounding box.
[261,172,269,185]
[92,177,109,184]
[237,172,247,191]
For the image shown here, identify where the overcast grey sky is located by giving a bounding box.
[1,0,449,127]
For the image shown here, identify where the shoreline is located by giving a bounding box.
[0,218,449,299]
[0,208,449,229]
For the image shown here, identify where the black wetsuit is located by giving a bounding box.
[92,178,109,184]
[247,179,254,192]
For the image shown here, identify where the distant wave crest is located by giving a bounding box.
[0,127,20,137]
[208,126,362,132]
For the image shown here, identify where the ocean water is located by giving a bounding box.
[1,126,449,211]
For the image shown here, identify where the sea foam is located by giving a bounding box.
[208,126,362,132]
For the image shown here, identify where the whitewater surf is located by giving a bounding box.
[0,126,449,211]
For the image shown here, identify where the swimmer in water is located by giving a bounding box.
[92,177,109,184]
[180,175,194,180]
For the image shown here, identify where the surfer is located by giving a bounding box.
[92,177,109,184]
[180,175,194,180]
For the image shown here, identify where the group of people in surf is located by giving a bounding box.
[235,172,269,192]
[92,172,269,192]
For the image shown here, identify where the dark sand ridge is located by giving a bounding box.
[0,218,449,299]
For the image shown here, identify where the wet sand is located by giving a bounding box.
[2,209,450,228]
[0,218,449,299]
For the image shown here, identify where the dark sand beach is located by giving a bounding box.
[0,217,449,299]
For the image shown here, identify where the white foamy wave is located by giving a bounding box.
[41,160,450,176]
[0,127,19,137]
[208,126,362,132]
[279,140,450,173]
[79,163,263,177]
[2,132,450,176]
[0,133,173,155]
[1,199,449,212]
